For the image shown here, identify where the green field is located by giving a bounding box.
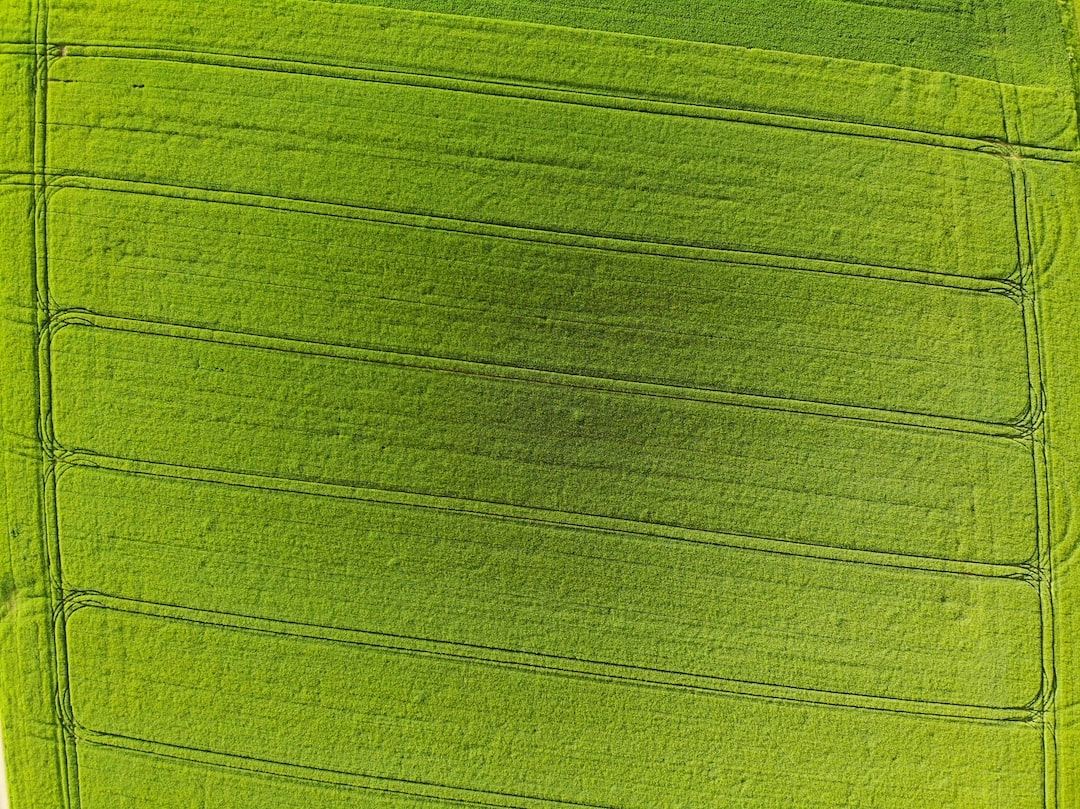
[3,0,1080,807]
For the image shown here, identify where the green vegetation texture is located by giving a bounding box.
[2,1,1080,808]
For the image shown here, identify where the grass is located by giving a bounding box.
[2,0,1080,807]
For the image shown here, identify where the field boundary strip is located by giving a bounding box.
[1047,5,1080,804]
[25,1,85,809]
[1014,159,1058,809]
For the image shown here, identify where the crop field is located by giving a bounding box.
[3,0,1080,807]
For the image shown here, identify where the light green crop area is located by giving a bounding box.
[3,1,1080,808]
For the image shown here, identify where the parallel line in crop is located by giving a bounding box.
[40,176,1023,294]
[54,595,1040,721]
[41,57,1028,281]
[60,603,1049,808]
[51,450,1038,581]
[41,325,1038,560]
[51,453,1032,581]
[51,45,1075,158]
[40,310,1034,440]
